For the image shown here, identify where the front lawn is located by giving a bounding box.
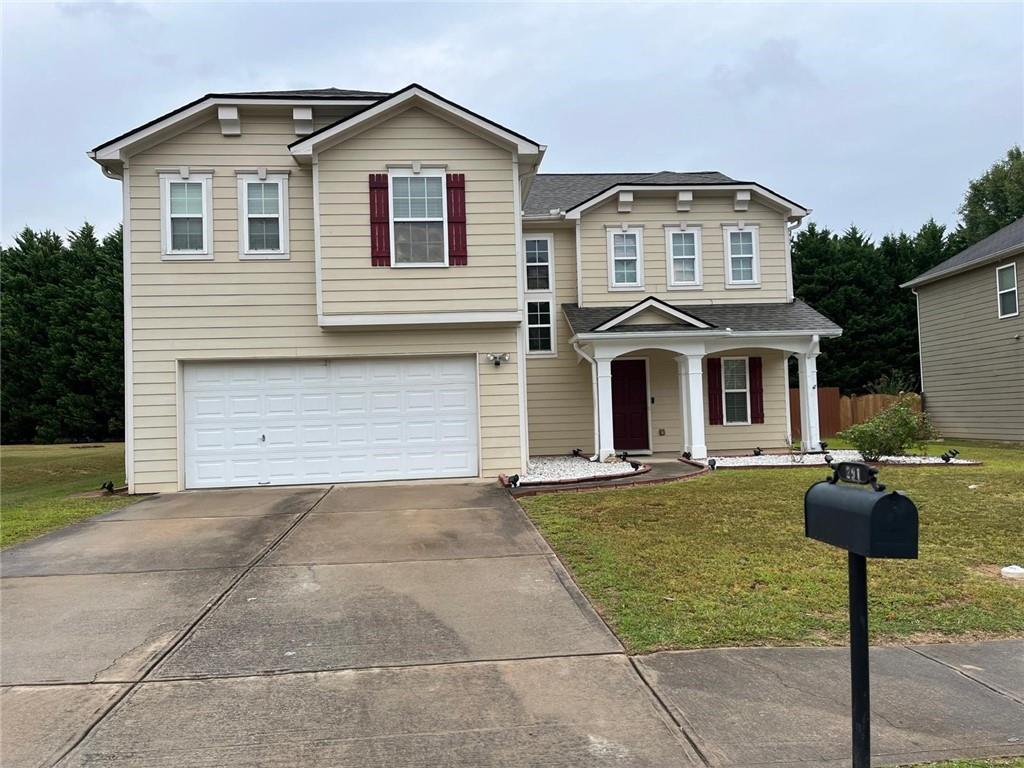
[521,440,1024,653]
[1,443,134,547]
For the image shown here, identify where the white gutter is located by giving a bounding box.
[571,341,600,460]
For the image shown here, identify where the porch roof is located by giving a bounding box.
[562,299,841,337]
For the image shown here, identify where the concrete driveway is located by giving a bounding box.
[1,483,700,767]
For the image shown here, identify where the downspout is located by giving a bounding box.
[572,341,600,460]
[912,289,924,394]
[785,218,801,302]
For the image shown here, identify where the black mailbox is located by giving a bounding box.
[803,461,919,768]
[805,466,918,559]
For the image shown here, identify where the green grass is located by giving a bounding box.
[1,443,135,547]
[521,440,1024,653]
[901,761,1024,767]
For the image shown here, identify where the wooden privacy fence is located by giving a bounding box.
[790,390,920,439]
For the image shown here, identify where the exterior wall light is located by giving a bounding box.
[486,353,510,367]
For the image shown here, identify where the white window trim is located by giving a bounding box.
[723,224,760,288]
[237,173,290,260]
[159,172,213,261]
[996,263,1019,319]
[526,298,557,357]
[664,225,703,290]
[388,167,448,268]
[607,226,645,290]
[524,234,555,294]
[721,356,752,426]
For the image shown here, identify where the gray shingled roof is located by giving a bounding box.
[562,300,841,336]
[903,216,1024,288]
[218,88,390,99]
[523,171,736,216]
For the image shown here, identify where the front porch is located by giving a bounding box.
[562,298,839,460]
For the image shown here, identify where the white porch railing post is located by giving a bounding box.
[596,356,616,460]
[683,354,707,460]
[798,352,821,451]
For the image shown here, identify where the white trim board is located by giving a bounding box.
[318,310,523,328]
[593,297,713,332]
[564,183,810,220]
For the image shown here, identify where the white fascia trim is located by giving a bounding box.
[901,245,1024,288]
[122,160,134,493]
[571,328,842,343]
[290,87,541,158]
[593,297,713,332]
[513,153,530,471]
[319,311,523,328]
[564,184,810,220]
[90,97,380,163]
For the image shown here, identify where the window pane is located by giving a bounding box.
[613,233,637,258]
[527,264,550,290]
[529,327,552,352]
[673,258,696,283]
[723,359,747,390]
[725,391,749,423]
[248,217,280,251]
[394,221,445,264]
[731,255,754,282]
[170,182,203,215]
[170,217,203,250]
[999,289,1018,316]
[998,267,1016,291]
[527,301,551,325]
[392,175,444,221]
[614,259,637,284]
[730,231,753,255]
[247,183,279,216]
[672,232,696,257]
[525,239,549,263]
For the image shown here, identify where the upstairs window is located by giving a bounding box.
[724,225,760,286]
[722,357,751,425]
[997,263,1018,318]
[238,174,289,259]
[608,227,644,289]
[525,236,553,291]
[390,169,447,266]
[665,226,702,288]
[160,172,213,260]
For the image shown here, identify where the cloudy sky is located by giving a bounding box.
[2,1,1021,244]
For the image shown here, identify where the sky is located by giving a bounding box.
[2,1,1022,245]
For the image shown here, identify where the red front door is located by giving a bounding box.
[612,359,650,451]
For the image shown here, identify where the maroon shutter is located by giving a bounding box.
[369,173,390,266]
[447,173,467,265]
[707,357,723,426]
[749,356,765,424]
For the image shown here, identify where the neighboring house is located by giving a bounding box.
[902,217,1023,441]
[89,84,841,494]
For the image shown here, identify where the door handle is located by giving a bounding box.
[260,434,266,442]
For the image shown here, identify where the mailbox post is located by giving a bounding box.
[804,462,918,768]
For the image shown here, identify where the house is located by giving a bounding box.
[89,84,841,494]
[902,216,1023,441]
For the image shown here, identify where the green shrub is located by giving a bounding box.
[839,394,938,460]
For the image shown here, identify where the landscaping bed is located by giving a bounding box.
[519,440,1024,653]
[513,455,649,486]
[706,448,978,468]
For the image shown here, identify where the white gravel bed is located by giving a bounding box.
[703,449,974,468]
[521,455,645,484]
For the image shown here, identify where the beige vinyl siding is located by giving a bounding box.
[317,106,518,315]
[127,108,522,493]
[524,226,593,455]
[579,193,790,306]
[917,256,1024,441]
[704,349,790,452]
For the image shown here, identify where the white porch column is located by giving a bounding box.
[675,356,691,453]
[798,352,821,451]
[679,354,707,459]
[595,355,616,459]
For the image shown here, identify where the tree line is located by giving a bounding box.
[1,150,1022,442]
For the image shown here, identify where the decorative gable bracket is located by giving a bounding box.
[733,190,751,211]
[218,106,241,136]
[676,191,693,212]
[618,190,633,213]
[293,107,314,136]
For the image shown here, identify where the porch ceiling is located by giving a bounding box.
[562,299,841,337]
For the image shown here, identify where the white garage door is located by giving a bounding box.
[183,357,479,489]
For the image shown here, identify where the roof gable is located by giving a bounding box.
[288,84,542,159]
[592,297,713,332]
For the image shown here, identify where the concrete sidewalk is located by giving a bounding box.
[637,640,1023,767]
